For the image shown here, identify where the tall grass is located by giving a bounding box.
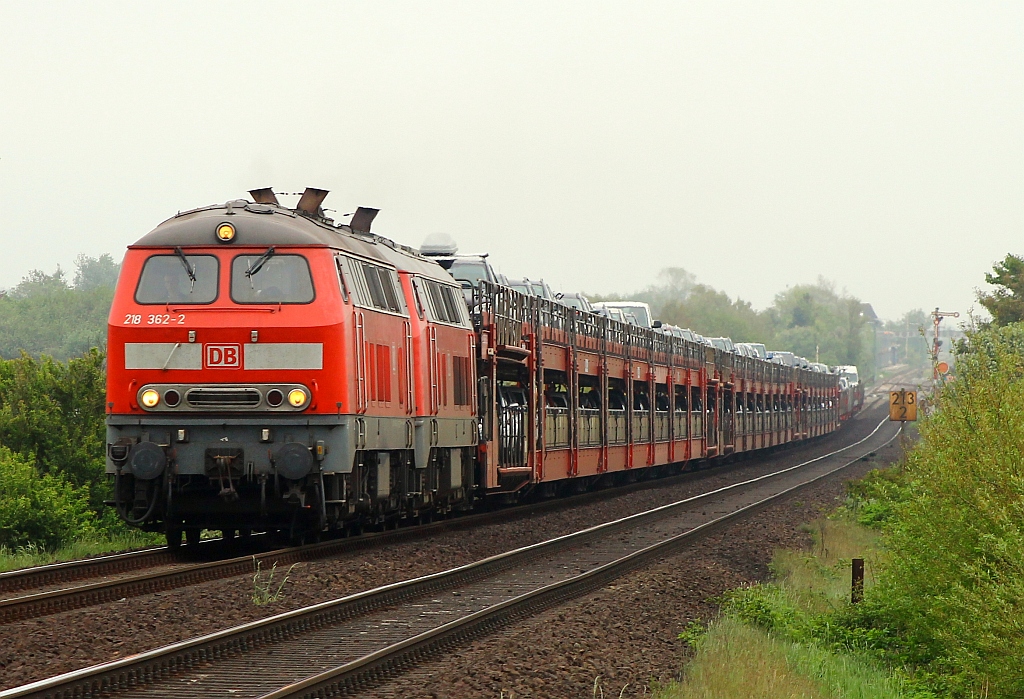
[661,618,827,699]
[0,529,162,573]
[774,519,883,616]
[659,616,906,699]
[663,321,1024,699]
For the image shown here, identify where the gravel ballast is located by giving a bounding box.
[366,425,903,697]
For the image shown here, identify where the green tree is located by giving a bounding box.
[767,281,868,366]
[8,267,70,298]
[594,267,873,369]
[977,253,1024,326]
[660,284,772,343]
[73,253,121,291]
[0,255,117,360]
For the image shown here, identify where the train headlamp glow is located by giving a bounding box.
[216,222,236,242]
[287,388,308,408]
[140,389,161,408]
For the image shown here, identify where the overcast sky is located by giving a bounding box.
[1,2,1021,320]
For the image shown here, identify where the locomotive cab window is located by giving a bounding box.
[231,253,314,304]
[135,253,219,304]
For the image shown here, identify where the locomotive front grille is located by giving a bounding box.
[186,387,262,408]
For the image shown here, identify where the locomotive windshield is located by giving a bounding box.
[135,254,219,304]
[231,254,314,304]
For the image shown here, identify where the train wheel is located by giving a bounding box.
[185,528,201,547]
[166,528,182,550]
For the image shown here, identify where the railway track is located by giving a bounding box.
[0,416,874,626]
[863,367,926,410]
[0,536,259,597]
[2,412,901,699]
[0,547,171,597]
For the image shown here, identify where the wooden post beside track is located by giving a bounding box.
[851,557,865,604]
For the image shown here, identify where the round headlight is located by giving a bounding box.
[163,389,181,407]
[266,388,284,407]
[216,222,236,242]
[140,389,161,408]
[287,388,308,408]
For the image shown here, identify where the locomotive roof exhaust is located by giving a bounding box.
[296,187,330,215]
[350,207,379,233]
[249,187,280,205]
[245,187,377,232]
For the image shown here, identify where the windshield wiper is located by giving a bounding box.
[173,246,196,292]
[245,247,276,279]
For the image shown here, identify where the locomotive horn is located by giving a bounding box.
[249,187,279,205]
[350,207,379,233]
[296,187,329,215]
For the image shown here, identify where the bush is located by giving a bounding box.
[0,350,108,498]
[0,446,95,550]
[841,466,915,530]
[850,324,1024,696]
[0,350,148,555]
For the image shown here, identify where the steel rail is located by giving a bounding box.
[0,533,256,597]
[0,414,899,699]
[0,420,854,624]
[0,547,171,596]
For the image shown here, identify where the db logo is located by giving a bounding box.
[205,344,241,368]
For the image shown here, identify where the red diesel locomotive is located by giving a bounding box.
[106,189,847,547]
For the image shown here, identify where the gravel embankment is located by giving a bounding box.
[367,427,902,697]
[0,409,892,691]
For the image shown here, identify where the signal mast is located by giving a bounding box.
[930,307,959,381]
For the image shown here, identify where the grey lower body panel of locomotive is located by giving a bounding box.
[106,414,478,540]
[106,414,477,476]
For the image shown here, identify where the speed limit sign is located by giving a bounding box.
[889,390,918,422]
